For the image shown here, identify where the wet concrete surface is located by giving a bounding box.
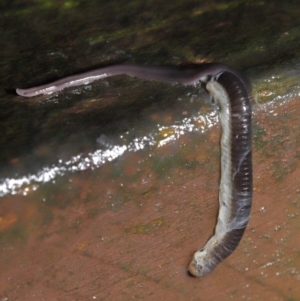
[1,95,300,300]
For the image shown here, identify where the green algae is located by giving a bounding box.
[125,217,164,234]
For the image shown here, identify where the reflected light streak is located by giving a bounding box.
[0,113,218,197]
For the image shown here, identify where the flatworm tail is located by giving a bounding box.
[16,63,251,97]
[188,71,252,277]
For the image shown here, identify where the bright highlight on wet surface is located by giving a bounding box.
[0,111,218,197]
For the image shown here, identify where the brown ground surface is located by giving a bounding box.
[1,97,300,301]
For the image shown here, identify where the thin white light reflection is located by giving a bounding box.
[0,113,217,197]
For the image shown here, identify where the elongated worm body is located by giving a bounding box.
[16,63,251,97]
[188,71,252,276]
[16,62,252,276]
